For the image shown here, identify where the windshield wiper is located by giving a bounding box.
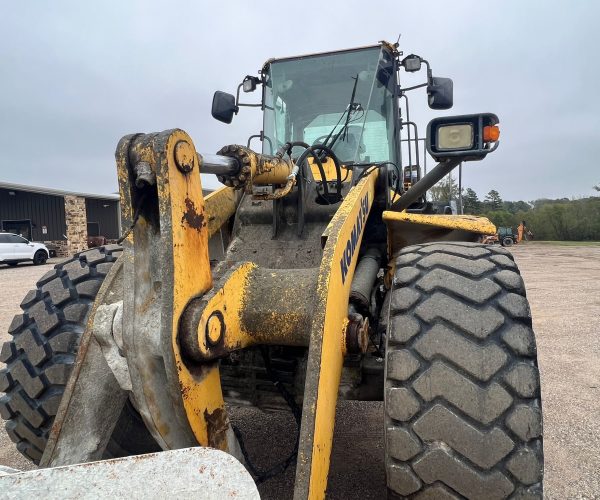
[342,74,359,142]
[320,74,360,154]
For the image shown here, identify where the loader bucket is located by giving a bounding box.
[1,448,259,500]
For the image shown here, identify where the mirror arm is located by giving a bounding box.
[235,82,262,109]
[235,82,243,107]
[422,59,432,84]
[400,82,428,92]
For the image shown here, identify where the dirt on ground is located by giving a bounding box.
[0,244,599,498]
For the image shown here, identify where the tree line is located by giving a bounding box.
[429,177,600,241]
[463,188,600,241]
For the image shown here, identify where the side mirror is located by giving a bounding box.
[426,113,500,162]
[427,77,453,110]
[211,91,238,124]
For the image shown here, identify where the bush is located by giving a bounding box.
[481,198,600,241]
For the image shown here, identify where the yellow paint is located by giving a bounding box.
[197,262,256,354]
[294,172,378,500]
[193,264,313,360]
[204,186,239,238]
[235,147,293,186]
[383,211,496,259]
[383,211,496,234]
[308,157,351,182]
[158,131,228,449]
[206,315,223,345]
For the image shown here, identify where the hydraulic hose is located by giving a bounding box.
[309,144,343,198]
[277,141,344,203]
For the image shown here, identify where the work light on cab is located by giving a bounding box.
[426,112,500,162]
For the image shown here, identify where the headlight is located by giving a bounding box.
[426,113,499,162]
[437,124,474,150]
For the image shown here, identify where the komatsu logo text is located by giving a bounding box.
[340,193,370,285]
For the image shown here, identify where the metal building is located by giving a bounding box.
[0,182,120,257]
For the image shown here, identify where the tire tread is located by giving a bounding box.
[385,243,543,499]
[0,245,150,464]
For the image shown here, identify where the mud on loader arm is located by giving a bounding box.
[36,128,379,499]
[40,130,240,467]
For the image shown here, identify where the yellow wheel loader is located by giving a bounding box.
[0,41,543,498]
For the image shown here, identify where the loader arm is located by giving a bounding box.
[117,130,378,498]
[42,128,378,499]
[294,171,377,499]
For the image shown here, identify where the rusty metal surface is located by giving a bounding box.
[180,264,318,362]
[117,132,198,451]
[1,448,259,499]
[344,314,369,354]
[216,144,294,190]
[116,130,243,455]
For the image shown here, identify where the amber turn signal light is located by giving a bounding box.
[483,125,500,142]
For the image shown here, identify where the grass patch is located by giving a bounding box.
[532,241,600,247]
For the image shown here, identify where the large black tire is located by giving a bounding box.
[0,245,159,463]
[384,242,543,499]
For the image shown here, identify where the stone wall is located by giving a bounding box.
[64,195,88,256]
[43,240,69,258]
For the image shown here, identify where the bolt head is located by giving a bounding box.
[206,313,224,346]
[174,140,195,173]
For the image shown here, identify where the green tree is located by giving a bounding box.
[484,189,503,211]
[462,188,481,214]
[503,200,531,214]
[429,174,459,202]
[512,197,600,241]
[485,210,517,229]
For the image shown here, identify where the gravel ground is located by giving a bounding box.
[1,244,599,498]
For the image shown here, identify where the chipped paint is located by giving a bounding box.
[182,197,206,231]
[383,211,496,257]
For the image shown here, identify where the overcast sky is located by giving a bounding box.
[1,1,598,201]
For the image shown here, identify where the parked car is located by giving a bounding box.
[0,232,49,266]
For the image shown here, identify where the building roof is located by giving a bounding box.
[0,181,120,200]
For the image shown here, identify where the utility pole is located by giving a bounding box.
[458,162,463,214]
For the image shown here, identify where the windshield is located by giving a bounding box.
[263,47,398,165]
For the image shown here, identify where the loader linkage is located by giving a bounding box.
[1,40,543,500]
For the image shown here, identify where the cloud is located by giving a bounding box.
[0,0,597,199]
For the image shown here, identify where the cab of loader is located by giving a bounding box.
[211,42,459,208]
[260,46,399,165]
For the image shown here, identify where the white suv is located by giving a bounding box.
[0,233,49,266]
